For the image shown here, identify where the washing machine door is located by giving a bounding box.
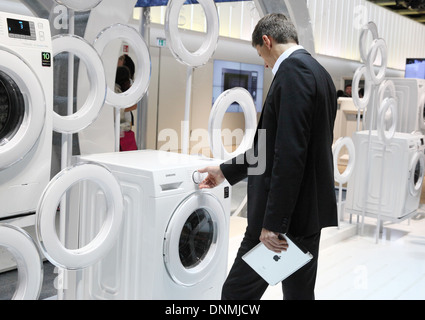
[163,192,227,287]
[409,151,425,197]
[0,49,45,170]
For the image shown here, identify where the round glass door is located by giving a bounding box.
[409,152,425,197]
[0,70,24,145]
[163,192,227,287]
[179,208,214,269]
[0,49,46,170]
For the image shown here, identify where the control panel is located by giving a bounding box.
[0,12,50,48]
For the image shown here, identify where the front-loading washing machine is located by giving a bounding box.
[0,12,53,221]
[345,130,425,220]
[64,150,231,300]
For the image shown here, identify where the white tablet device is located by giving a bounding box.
[242,234,313,286]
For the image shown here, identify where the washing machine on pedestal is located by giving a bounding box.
[0,12,53,223]
[365,78,425,134]
[389,78,425,134]
[345,130,425,220]
[65,150,231,300]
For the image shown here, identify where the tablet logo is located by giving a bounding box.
[273,255,281,262]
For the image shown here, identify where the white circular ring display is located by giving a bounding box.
[163,192,226,286]
[359,22,379,63]
[93,24,151,109]
[409,152,425,197]
[165,0,219,67]
[209,88,257,160]
[0,224,43,300]
[367,38,388,86]
[377,97,398,144]
[54,0,103,11]
[378,80,397,108]
[52,35,106,134]
[419,93,425,130]
[332,137,356,185]
[352,66,372,111]
[0,49,46,170]
[36,162,123,270]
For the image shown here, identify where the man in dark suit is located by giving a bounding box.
[199,13,338,300]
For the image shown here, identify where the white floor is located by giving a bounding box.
[228,208,425,300]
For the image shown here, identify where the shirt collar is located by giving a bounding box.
[272,45,304,75]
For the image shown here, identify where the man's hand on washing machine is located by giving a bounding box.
[198,166,225,189]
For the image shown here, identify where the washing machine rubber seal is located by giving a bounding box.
[352,66,372,111]
[0,224,43,300]
[209,88,257,160]
[377,97,398,144]
[36,162,123,270]
[359,22,379,63]
[93,24,151,109]
[165,0,219,67]
[333,137,356,185]
[367,38,388,86]
[52,35,106,134]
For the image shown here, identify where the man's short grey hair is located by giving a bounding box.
[252,13,299,47]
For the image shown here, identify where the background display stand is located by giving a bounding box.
[165,0,219,154]
[349,22,423,243]
[60,9,74,301]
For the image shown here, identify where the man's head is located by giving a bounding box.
[252,13,299,48]
[345,83,352,97]
[252,13,299,69]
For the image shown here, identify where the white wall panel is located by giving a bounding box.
[307,0,425,70]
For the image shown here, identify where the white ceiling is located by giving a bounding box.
[0,0,35,16]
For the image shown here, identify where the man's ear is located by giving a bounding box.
[262,35,272,50]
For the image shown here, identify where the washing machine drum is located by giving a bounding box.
[179,208,214,269]
[0,70,24,145]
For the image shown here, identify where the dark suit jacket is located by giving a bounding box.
[220,49,338,238]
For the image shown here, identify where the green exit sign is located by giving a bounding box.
[157,38,166,47]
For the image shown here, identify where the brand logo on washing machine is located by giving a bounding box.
[42,52,51,67]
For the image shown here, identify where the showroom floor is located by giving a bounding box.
[1,197,425,300]
[231,210,425,300]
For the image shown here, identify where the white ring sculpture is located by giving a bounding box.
[36,163,123,270]
[165,0,219,67]
[52,35,107,134]
[377,97,398,144]
[93,24,151,109]
[359,22,379,63]
[209,88,257,160]
[332,137,356,185]
[0,224,43,300]
[378,80,396,107]
[352,65,372,111]
[367,38,388,86]
[54,0,103,11]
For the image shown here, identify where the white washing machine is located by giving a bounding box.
[0,12,53,221]
[389,78,425,134]
[64,150,231,300]
[345,130,425,220]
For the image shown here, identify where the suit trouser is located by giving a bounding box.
[221,231,321,300]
